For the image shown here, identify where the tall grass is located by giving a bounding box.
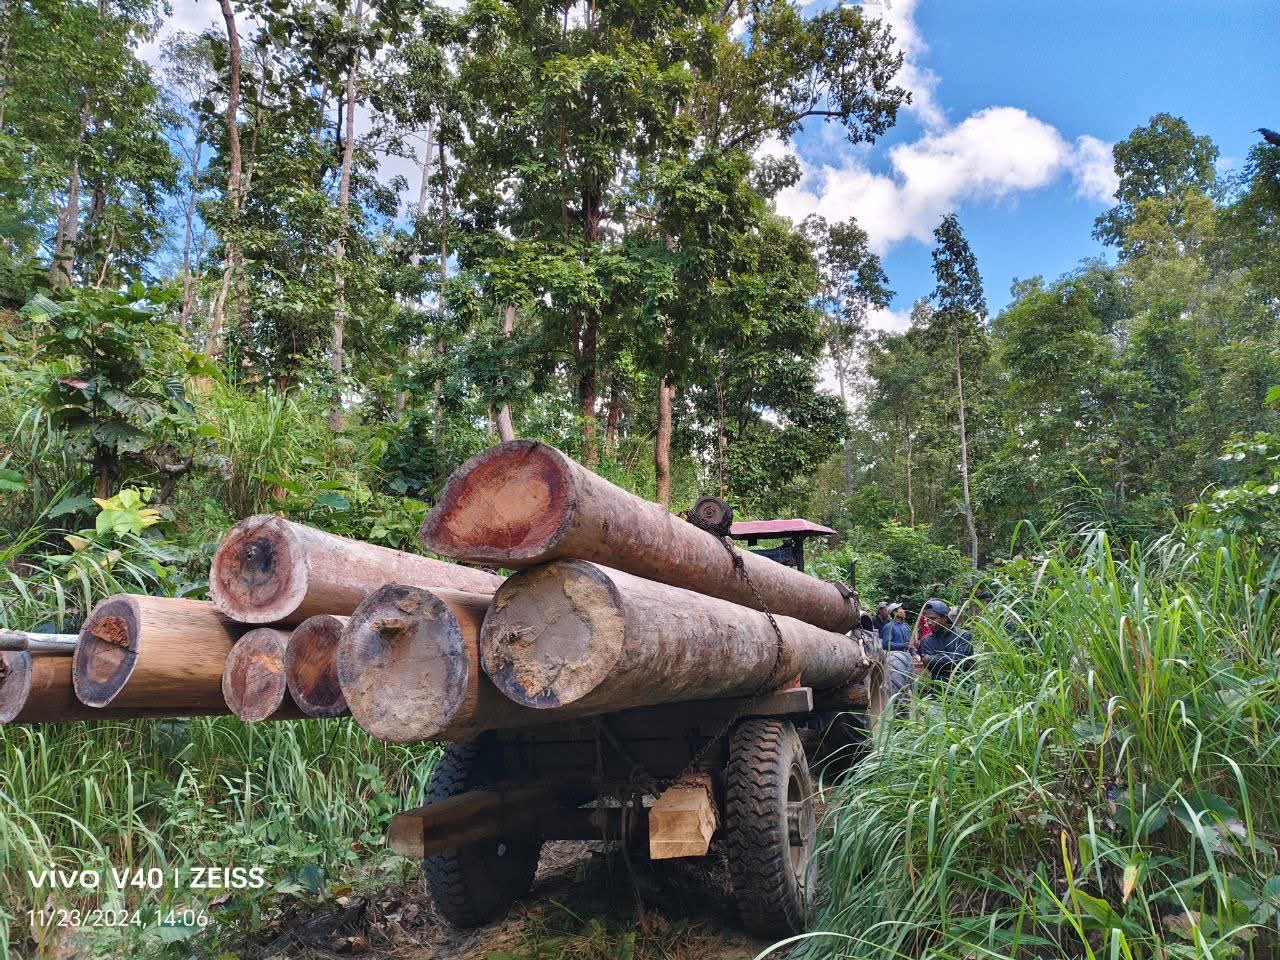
[812,529,1280,959]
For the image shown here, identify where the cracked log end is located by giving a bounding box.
[209,515,309,624]
[285,615,349,718]
[222,627,293,722]
[337,584,469,743]
[479,560,624,709]
[418,440,573,563]
[0,651,33,723]
[73,595,143,707]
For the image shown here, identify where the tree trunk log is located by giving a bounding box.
[1,652,221,724]
[338,585,546,743]
[285,615,350,718]
[211,515,501,624]
[73,596,247,709]
[480,560,874,715]
[420,441,856,632]
[221,627,306,722]
[654,377,673,506]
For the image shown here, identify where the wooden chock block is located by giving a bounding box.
[648,773,717,860]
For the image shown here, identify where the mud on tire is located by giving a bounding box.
[423,740,543,927]
[725,718,819,936]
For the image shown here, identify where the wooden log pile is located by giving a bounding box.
[4,442,877,805]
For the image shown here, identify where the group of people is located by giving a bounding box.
[869,598,973,701]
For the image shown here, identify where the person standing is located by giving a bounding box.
[919,599,973,682]
[881,603,914,702]
[872,601,890,637]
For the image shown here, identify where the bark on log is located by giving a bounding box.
[285,615,350,718]
[480,561,873,715]
[211,515,502,624]
[74,595,247,709]
[337,585,541,743]
[419,440,856,632]
[0,630,78,653]
[222,627,307,722]
[0,651,222,724]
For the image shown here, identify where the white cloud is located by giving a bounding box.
[858,0,944,128]
[1071,134,1118,204]
[776,107,1115,254]
[867,305,912,332]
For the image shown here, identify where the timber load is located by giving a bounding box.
[222,627,307,721]
[210,514,502,624]
[285,615,350,718]
[480,560,873,716]
[418,440,857,633]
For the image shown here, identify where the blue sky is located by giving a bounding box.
[776,0,1280,327]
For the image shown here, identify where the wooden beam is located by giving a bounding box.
[649,773,717,860]
[388,784,562,859]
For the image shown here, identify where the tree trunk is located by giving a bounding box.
[655,376,673,505]
[178,138,204,332]
[577,316,599,467]
[210,0,243,358]
[905,427,916,525]
[338,584,538,743]
[496,304,517,441]
[73,596,249,709]
[605,379,621,447]
[481,560,874,715]
[328,0,364,432]
[49,101,89,289]
[396,124,435,417]
[285,615,350,717]
[716,364,727,496]
[954,333,978,567]
[833,341,853,497]
[221,627,306,721]
[420,440,858,632]
[435,135,448,438]
[210,514,501,625]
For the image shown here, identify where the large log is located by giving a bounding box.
[285,615,350,718]
[480,561,873,715]
[222,627,307,722]
[419,440,856,633]
[337,585,540,743]
[210,515,502,625]
[74,595,246,709]
[1,652,220,723]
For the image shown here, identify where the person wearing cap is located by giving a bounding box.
[919,599,973,682]
[881,603,915,702]
[872,601,890,636]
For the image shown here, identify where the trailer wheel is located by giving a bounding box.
[423,741,542,928]
[725,718,818,936]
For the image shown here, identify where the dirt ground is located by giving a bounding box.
[257,841,774,960]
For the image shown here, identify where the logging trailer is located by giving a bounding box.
[389,514,885,938]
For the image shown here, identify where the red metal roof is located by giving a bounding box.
[729,519,836,538]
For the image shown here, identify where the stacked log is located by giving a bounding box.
[480,560,872,717]
[210,515,501,624]
[337,585,539,743]
[419,440,856,633]
[73,595,246,710]
[285,615,349,718]
[222,628,306,722]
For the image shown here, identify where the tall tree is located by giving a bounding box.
[928,213,986,566]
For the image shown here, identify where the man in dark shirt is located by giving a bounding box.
[920,599,973,682]
[871,601,890,636]
[881,603,915,702]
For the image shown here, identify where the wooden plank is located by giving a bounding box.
[649,773,717,860]
[388,784,561,859]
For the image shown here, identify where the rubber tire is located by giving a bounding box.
[423,741,543,928]
[725,718,819,936]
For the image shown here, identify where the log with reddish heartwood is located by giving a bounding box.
[284,615,350,718]
[221,627,307,721]
[418,440,856,633]
[74,595,246,710]
[210,515,502,625]
[337,585,540,743]
[479,560,874,716]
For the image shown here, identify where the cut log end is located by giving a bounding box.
[209,515,309,623]
[222,627,293,722]
[419,440,573,563]
[337,585,469,742]
[480,560,624,709]
[0,651,34,723]
[73,595,143,708]
[285,615,349,718]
